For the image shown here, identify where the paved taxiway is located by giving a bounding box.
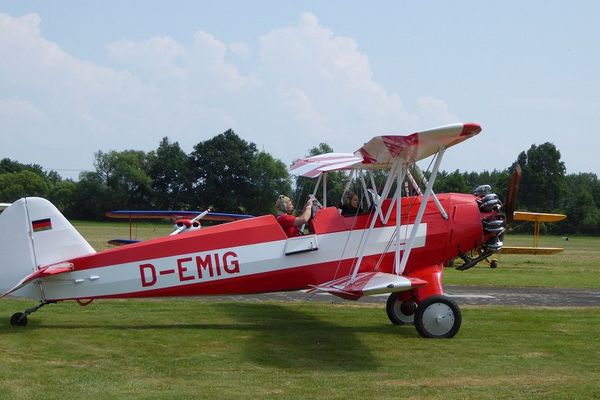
[200,286,600,307]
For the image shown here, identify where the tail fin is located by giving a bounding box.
[0,197,95,299]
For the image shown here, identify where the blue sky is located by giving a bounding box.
[1,1,598,180]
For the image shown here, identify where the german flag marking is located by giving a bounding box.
[32,218,52,232]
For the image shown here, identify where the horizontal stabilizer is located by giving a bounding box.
[0,262,74,298]
[307,272,427,300]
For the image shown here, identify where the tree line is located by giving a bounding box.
[1,130,599,234]
[1,130,291,219]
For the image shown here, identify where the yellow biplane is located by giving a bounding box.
[500,211,567,255]
[496,165,567,256]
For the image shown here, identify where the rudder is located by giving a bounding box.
[0,197,95,299]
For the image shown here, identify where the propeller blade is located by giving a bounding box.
[504,165,522,223]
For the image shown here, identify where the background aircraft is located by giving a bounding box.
[497,166,567,256]
[105,209,253,245]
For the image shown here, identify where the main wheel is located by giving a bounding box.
[414,295,461,338]
[385,292,416,325]
[10,312,28,327]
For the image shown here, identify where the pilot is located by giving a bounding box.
[275,195,313,237]
[340,191,360,216]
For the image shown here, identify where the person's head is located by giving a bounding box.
[275,195,293,214]
[346,191,359,210]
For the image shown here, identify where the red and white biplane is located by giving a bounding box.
[0,122,506,338]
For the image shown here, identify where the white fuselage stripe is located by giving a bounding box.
[40,224,427,299]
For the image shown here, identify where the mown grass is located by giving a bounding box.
[2,222,599,398]
[1,299,599,399]
[445,234,600,288]
[72,220,172,251]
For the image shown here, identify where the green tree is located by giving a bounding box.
[434,170,470,193]
[189,130,292,215]
[48,179,77,213]
[0,158,26,174]
[189,129,258,213]
[517,143,566,212]
[69,172,111,219]
[0,158,46,176]
[0,157,75,212]
[94,150,153,209]
[0,170,49,201]
[147,137,190,210]
[559,173,600,234]
[248,151,291,215]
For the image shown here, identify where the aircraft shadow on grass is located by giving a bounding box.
[1,302,420,371]
[213,302,387,371]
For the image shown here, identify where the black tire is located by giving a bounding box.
[414,295,461,338]
[385,292,416,325]
[10,312,28,327]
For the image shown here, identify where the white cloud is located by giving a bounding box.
[280,87,327,129]
[0,11,457,178]
[108,36,187,81]
[416,96,458,127]
[0,97,45,122]
[228,41,251,59]
[187,31,251,92]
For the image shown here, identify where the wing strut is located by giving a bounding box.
[350,158,401,283]
[406,171,423,195]
[413,164,448,220]
[349,146,447,281]
[396,146,446,274]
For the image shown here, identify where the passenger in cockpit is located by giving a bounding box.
[340,191,361,216]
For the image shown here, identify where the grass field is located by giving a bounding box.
[445,234,600,289]
[1,299,600,399]
[1,221,599,399]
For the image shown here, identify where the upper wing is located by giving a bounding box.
[289,153,363,178]
[512,212,566,223]
[105,210,253,222]
[356,122,481,168]
[290,122,481,177]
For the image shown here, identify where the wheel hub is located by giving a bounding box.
[422,303,455,336]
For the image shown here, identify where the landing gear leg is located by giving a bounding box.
[10,300,56,327]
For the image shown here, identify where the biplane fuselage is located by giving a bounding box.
[2,122,507,338]
[24,193,487,303]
